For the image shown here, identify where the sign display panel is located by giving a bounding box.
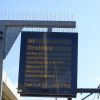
[18,32,78,97]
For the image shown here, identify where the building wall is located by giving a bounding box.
[2,71,23,100]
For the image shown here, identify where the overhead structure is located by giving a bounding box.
[0,20,76,100]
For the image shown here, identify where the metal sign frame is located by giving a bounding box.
[18,31,78,97]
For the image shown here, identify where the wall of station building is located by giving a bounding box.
[2,71,23,100]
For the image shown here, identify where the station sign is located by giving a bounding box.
[18,32,78,97]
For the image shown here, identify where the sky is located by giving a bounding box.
[1,0,100,100]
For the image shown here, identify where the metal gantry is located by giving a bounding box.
[0,20,76,100]
[77,88,100,100]
[67,88,100,100]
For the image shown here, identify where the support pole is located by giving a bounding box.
[55,97,57,100]
[0,38,3,100]
[81,93,93,100]
[48,27,52,32]
[0,27,5,100]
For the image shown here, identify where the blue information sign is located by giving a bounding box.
[18,32,78,97]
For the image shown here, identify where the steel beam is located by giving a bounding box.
[81,93,93,100]
[77,88,100,93]
[0,20,76,28]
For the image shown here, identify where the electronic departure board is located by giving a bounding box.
[18,32,78,97]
